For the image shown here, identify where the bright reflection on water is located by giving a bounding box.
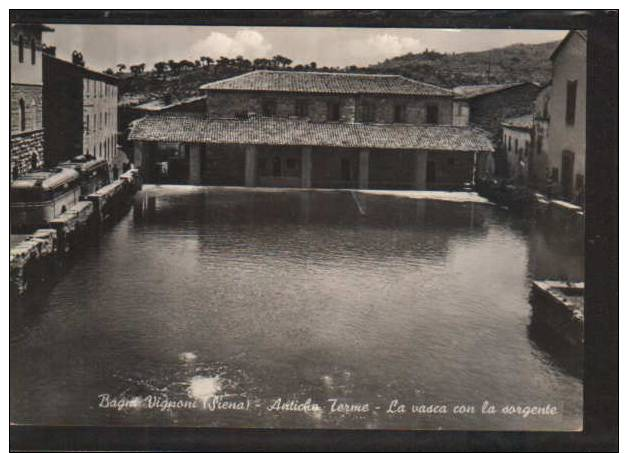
[10,186,583,430]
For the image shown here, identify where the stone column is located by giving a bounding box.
[414,150,427,190]
[358,150,369,189]
[301,146,312,188]
[244,144,257,187]
[188,144,202,185]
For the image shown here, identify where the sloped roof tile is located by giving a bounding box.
[129,115,494,152]
[200,70,453,97]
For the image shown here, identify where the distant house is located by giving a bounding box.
[501,114,533,183]
[43,55,120,170]
[10,23,54,179]
[528,83,552,189]
[129,70,494,189]
[545,30,586,205]
[453,82,542,176]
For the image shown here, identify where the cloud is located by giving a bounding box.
[363,34,423,60]
[190,30,272,59]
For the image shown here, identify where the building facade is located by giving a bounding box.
[545,31,586,205]
[527,84,552,190]
[10,23,53,179]
[501,115,533,184]
[43,55,119,170]
[453,82,541,176]
[130,71,493,189]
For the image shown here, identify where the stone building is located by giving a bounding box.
[453,82,541,176]
[42,55,119,171]
[130,70,493,189]
[501,114,533,183]
[545,31,587,205]
[527,83,552,190]
[10,23,54,180]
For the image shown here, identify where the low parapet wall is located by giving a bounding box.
[10,170,142,298]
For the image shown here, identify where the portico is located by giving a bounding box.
[130,115,494,190]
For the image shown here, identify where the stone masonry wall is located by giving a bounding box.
[11,129,44,179]
[11,84,43,134]
[206,91,453,125]
[469,84,541,142]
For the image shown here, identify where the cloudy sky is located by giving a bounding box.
[46,25,568,71]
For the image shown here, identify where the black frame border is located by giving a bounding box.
[9,9,618,452]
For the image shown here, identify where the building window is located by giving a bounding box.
[105,112,107,126]
[85,115,90,133]
[31,152,38,170]
[262,99,277,117]
[394,104,407,123]
[508,136,512,151]
[524,141,530,157]
[515,139,519,154]
[426,104,439,124]
[295,100,309,118]
[31,39,36,65]
[18,98,26,131]
[360,102,376,123]
[99,143,102,158]
[327,102,340,121]
[18,35,24,63]
[566,80,577,125]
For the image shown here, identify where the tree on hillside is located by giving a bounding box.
[103,68,115,75]
[234,55,252,72]
[253,58,273,70]
[273,55,292,68]
[178,60,196,71]
[309,62,317,70]
[116,63,126,73]
[129,64,145,77]
[200,56,214,68]
[154,61,168,76]
[168,60,180,74]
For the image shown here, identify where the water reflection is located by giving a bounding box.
[11,186,583,430]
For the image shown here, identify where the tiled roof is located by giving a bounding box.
[129,115,494,152]
[501,114,533,130]
[453,82,531,100]
[200,70,453,97]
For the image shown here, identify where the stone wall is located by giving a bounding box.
[468,84,541,141]
[10,129,44,179]
[206,91,453,125]
[11,84,43,134]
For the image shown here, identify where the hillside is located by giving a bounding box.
[368,40,558,88]
[117,40,559,107]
